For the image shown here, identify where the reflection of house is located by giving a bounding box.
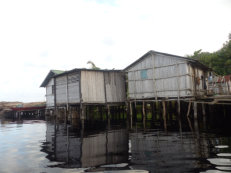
[41,69,126,108]
[43,123,129,168]
[124,51,210,100]
[81,129,128,167]
[130,132,209,172]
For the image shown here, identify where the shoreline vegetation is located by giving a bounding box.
[188,34,231,75]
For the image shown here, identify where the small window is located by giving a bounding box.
[141,69,148,79]
[52,85,55,94]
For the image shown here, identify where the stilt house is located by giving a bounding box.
[124,50,211,100]
[41,69,126,108]
[40,70,64,107]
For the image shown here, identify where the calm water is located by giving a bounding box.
[0,117,231,173]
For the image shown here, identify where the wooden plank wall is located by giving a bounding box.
[188,65,205,96]
[68,72,80,103]
[56,72,80,105]
[81,71,106,104]
[46,78,55,107]
[127,53,207,99]
[104,72,126,103]
[56,75,68,105]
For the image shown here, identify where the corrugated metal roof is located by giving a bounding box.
[124,50,211,71]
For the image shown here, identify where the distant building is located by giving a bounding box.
[124,50,211,100]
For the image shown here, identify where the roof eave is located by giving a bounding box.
[124,50,210,71]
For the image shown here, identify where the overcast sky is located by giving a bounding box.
[0,0,231,102]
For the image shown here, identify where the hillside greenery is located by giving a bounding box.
[188,34,231,75]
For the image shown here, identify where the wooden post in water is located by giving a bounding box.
[193,102,198,119]
[130,102,133,129]
[64,107,67,125]
[99,106,103,120]
[193,102,199,135]
[202,103,206,129]
[177,101,182,133]
[151,102,155,122]
[168,101,173,126]
[80,104,86,130]
[177,100,181,115]
[187,102,192,117]
[162,101,167,131]
[107,105,111,129]
[133,102,137,122]
[142,101,146,128]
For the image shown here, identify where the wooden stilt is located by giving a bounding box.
[162,101,167,131]
[99,106,103,120]
[202,103,206,116]
[66,126,70,163]
[133,102,137,122]
[130,102,133,129]
[193,102,198,119]
[202,103,206,129]
[64,107,67,125]
[107,105,111,129]
[142,101,146,128]
[193,102,199,135]
[151,102,155,122]
[177,100,181,115]
[187,102,192,117]
[177,101,182,133]
[170,101,174,125]
[80,104,86,121]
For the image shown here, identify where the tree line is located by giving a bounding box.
[188,33,231,75]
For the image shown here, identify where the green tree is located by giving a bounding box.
[188,34,231,75]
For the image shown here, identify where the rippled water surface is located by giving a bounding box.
[0,118,231,173]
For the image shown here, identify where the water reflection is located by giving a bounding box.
[42,121,129,169]
[1,115,231,173]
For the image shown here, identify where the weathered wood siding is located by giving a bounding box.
[127,53,206,99]
[56,75,68,105]
[56,72,80,105]
[67,72,80,103]
[81,71,105,103]
[188,64,206,96]
[104,72,126,103]
[46,78,55,107]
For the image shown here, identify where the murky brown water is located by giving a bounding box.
[0,117,231,173]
